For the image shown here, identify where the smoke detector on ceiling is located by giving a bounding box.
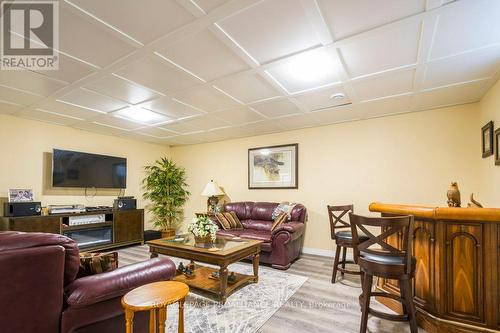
[330,93,345,100]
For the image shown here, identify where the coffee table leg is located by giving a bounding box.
[125,309,134,333]
[158,307,167,333]
[178,298,185,333]
[253,253,260,283]
[219,266,228,304]
[149,309,156,333]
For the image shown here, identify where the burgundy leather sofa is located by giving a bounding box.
[0,231,176,333]
[216,202,307,270]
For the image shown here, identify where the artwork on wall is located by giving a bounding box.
[248,143,298,189]
[481,121,494,158]
[495,128,500,166]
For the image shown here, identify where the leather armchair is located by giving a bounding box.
[0,231,176,333]
[217,202,307,270]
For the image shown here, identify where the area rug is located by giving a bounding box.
[116,245,308,333]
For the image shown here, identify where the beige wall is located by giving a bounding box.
[171,104,480,252]
[0,115,170,228]
[479,79,500,207]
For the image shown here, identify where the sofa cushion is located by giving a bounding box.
[250,202,278,221]
[241,219,273,231]
[271,212,287,231]
[238,229,272,243]
[224,202,253,220]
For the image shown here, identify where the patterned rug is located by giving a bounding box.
[116,245,308,333]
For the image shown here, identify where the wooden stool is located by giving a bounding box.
[122,281,189,333]
[349,213,418,333]
[327,205,369,283]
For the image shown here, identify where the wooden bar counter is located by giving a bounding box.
[369,202,500,333]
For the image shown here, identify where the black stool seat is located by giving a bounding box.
[336,231,369,242]
[360,252,416,265]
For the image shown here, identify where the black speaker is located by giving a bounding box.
[4,202,42,217]
[114,198,136,210]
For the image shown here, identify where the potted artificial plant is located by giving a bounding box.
[142,158,190,238]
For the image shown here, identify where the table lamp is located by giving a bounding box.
[201,180,224,213]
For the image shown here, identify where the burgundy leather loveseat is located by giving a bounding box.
[216,202,307,270]
[0,231,176,333]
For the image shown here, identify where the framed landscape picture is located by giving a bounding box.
[482,121,494,158]
[495,128,500,166]
[248,143,298,189]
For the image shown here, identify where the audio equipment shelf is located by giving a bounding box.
[0,209,144,252]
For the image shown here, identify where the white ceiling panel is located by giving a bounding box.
[213,72,280,103]
[58,88,128,113]
[140,97,204,119]
[59,7,135,67]
[352,69,415,101]
[294,85,350,111]
[182,114,231,130]
[92,115,143,130]
[37,101,103,120]
[430,0,500,60]
[0,85,43,106]
[174,85,241,112]
[0,70,65,96]
[274,114,319,130]
[311,104,355,124]
[423,46,500,89]
[33,54,95,83]
[251,99,301,118]
[84,75,160,104]
[67,0,195,44]
[414,81,489,110]
[318,0,425,40]
[212,107,264,125]
[266,47,341,94]
[339,19,421,78]
[0,100,23,114]
[134,126,176,138]
[240,120,284,135]
[115,56,202,94]
[192,0,228,13]
[217,0,322,63]
[159,120,202,134]
[157,29,249,81]
[17,108,84,126]
[353,94,413,119]
[73,122,131,137]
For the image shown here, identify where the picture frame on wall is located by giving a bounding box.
[482,121,494,158]
[495,128,500,166]
[248,143,298,189]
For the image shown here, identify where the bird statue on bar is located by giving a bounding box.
[447,182,461,207]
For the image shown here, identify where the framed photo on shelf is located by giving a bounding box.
[482,121,494,158]
[8,189,34,202]
[248,143,298,189]
[495,128,500,166]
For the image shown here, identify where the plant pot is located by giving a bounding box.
[194,235,213,244]
[161,229,176,238]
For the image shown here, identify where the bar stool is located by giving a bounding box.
[122,281,189,333]
[327,205,369,283]
[349,213,418,333]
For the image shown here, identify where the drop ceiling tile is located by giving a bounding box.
[0,85,43,105]
[274,114,319,130]
[159,120,202,134]
[294,85,350,111]
[173,85,240,112]
[423,46,500,89]
[414,81,489,110]
[192,0,228,13]
[266,47,341,94]
[33,54,95,83]
[318,0,425,40]
[85,75,160,104]
[139,97,204,119]
[217,0,322,63]
[430,0,500,59]
[251,99,301,118]
[134,126,176,138]
[68,0,195,44]
[59,7,135,67]
[17,108,84,125]
[169,133,205,145]
[0,70,66,96]
[182,114,230,130]
[352,69,415,101]
[353,94,413,119]
[339,20,421,78]
[0,100,23,114]
[212,107,264,125]
[37,101,103,120]
[213,72,280,103]
[73,122,131,137]
[115,55,201,94]
[311,104,355,124]
[92,115,143,130]
[240,120,284,135]
[58,88,128,113]
[157,29,249,81]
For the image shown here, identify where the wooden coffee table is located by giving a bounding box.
[148,236,261,304]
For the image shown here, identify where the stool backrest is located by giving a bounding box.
[349,213,414,274]
[327,204,354,240]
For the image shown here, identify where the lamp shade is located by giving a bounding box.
[201,180,224,197]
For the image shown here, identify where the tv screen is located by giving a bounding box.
[52,149,127,189]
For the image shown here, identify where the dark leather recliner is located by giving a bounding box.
[216,202,307,270]
[0,231,176,333]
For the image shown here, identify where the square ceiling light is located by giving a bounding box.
[113,106,170,125]
[265,47,341,94]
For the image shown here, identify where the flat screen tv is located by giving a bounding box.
[52,149,127,189]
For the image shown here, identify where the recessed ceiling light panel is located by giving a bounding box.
[113,106,170,125]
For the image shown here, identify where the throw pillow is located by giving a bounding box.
[228,211,243,228]
[223,212,240,229]
[78,252,118,277]
[271,212,288,231]
[215,213,231,230]
[272,202,298,221]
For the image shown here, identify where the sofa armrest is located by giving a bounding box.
[272,221,305,240]
[64,257,176,308]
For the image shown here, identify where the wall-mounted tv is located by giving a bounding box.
[52,149,127,189]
